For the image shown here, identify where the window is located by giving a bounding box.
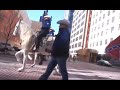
[94,34,95,38]
[79,13,81,17]
[82,14,85,19]
[96,12,98,16]
[95,19,97,23]
[96,42,98,46]
[93,21,94,25]
[74,33,75,37]
[99,17,101,21]
[119,13,120,19]
[97,33,99,37]
[100,41,102,46]
[78,42,81,47]
[91,35,92,39]
[73,39,75,42]
[106,29,108,34]
[75,43,77,47]
[78,19,80,23]
[113,10,115,13]
[105,39,107,44]
[77,25,80,29]
[112,17,115,22]
[92,28,93,32]
[93,43,94,47]
[111,27,114,33]
[76,17,78,21]
[118,24,120,30]
[77,31,79,35]
[83,10,85,14]
[103,14,105,19]
[81,21,84,26]
[74,50,76,53]
[93,14,95,18]
[98,24,100,29]
[79,35,82,40]
[94,27,96,31]
[90,44,91,47]
[107,19,109,25]
[102,22,104,27]
[108,10,110,16]
[75,22,77,26]
[80,28,83,33]
[76,37,78,41]
[72,45,74,48]
[101,31,103,36]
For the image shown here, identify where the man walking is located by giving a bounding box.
[39,19,70,80]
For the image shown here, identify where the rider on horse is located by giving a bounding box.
[31,10,52,52]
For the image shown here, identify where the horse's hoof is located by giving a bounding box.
[16,59,20,62]
[17,68,24,72]
[31,64,35,67]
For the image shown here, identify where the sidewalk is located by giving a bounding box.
[1,56,120,80]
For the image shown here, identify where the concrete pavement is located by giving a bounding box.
[0,55,120,80]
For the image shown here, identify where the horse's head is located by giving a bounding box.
[13,19,22,36]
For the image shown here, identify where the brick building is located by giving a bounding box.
[0,10,20,47]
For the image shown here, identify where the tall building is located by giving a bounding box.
[64,10,74,33]
[69,10,92,57]
[88,10,120,54]
[64,10,70,20]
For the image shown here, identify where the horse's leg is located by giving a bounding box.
[53,65,61,76]
[39,54,44,65]
[28,53,34,61]
[17,50,28,72]
[15,50,23,63]
[31,52,38,67]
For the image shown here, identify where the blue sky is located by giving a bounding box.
[27,10,64,34]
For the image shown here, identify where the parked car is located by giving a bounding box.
[12,46,21,51]
[97,59,112,67]
[0,43,14,52]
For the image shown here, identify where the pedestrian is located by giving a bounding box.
[39,19,70,80]
[73,55,76,62]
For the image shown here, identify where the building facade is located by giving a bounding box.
[64,10,70,20]
[88,10,120,54]
[64,10,74,33]
[69,10,92,57]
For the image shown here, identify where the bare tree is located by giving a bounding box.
[0,10,4,21]
[2,10,20,52]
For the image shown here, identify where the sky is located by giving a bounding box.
[27,10,65,34]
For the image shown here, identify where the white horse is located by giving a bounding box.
[13,20,39,72]
[13,20,53,71]
[13,20,58,72]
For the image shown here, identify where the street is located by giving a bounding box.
[0,55,120,80]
